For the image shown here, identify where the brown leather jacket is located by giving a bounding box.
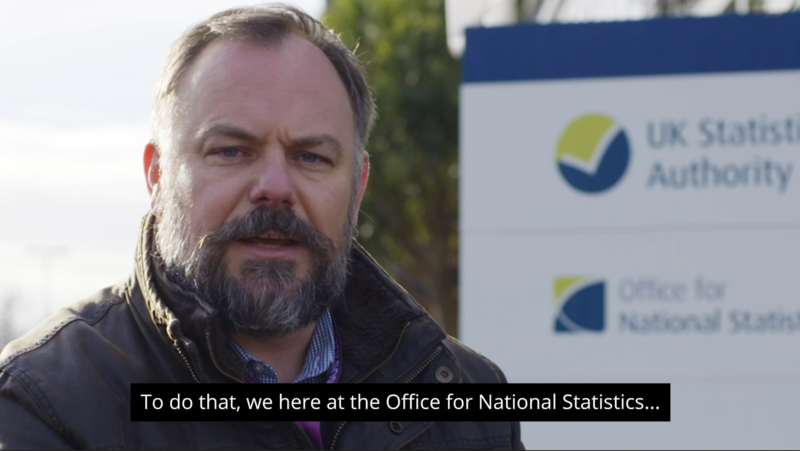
[0,217,523,449]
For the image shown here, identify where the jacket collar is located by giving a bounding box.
[133,213,446,384]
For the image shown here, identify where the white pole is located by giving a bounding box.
[28,246,68,314]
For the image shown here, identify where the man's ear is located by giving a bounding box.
[144,143,161,211]
[352,152,370,225]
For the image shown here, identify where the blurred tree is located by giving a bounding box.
[516,0,771,21]
[653,0,697,15]
[325,0,461,336]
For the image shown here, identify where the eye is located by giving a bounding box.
[299,153,320,163]
[220,147,240,158]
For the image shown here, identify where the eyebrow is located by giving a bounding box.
[289,134,343,156]
[195,124,344,156]
[196,124,260,144]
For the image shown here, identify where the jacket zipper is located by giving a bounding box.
[352,321,413,384]
[169,319,246,384]
[127,287,203,384]
[399,346,442,384]
[167,318,210,383]
[280,423,302,450]
[173,342,201,383]
[205,331,245,383]
[330,322,443,450]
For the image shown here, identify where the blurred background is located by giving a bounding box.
[3,0,800,448]
[0,0,329,345]
[6,0,798,347]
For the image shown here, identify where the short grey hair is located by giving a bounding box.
[151,3,376,169]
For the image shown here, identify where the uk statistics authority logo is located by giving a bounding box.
[556,114,630,194]
[553,276,605,333]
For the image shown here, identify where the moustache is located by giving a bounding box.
[200,205,336,260]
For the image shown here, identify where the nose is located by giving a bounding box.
[248,151,295,208]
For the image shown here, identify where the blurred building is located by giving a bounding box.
[446,0,800,56]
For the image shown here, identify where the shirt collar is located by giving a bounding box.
[227,309,338,384]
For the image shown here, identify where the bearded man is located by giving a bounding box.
[0,4,522,449]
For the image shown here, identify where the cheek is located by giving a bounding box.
[300,176,354,243]
[184,169,247,237]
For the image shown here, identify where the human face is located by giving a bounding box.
[153,35,363,283]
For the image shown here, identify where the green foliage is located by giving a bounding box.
[325,0,461,336]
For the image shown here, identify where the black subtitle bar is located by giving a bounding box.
[130,383,670,422]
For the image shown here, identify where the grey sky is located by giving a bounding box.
[0,0,324,335]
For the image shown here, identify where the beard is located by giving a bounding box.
[153,179,354,338]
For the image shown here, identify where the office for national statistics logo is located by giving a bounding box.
[554,276,605,333]
[556,114,631,193]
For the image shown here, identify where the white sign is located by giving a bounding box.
[461,68,800,448]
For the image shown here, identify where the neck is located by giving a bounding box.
[232,321,317,383]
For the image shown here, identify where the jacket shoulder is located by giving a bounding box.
[0,280,130,369]
[441,336,509,384]
[0,280,143,448]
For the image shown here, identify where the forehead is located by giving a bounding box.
[175,35,354,143]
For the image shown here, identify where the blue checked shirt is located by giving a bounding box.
[228,310,337,384]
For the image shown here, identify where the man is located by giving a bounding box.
[0,4,522,449]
